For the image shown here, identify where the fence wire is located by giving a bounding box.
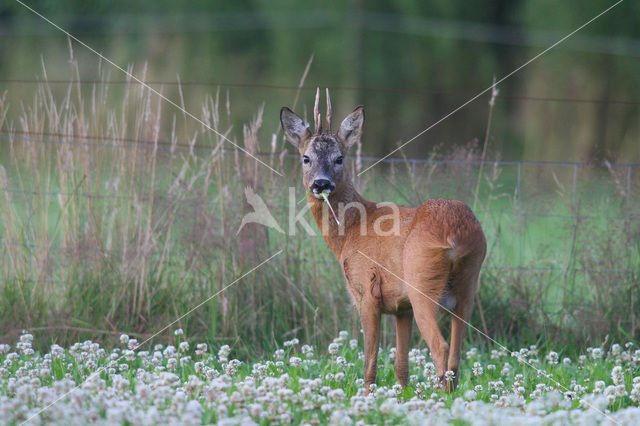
[2,78,640,105]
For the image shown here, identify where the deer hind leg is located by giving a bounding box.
[394,312,413,387]
[447,256,482,391]
[359,300,381,394]
[404,248,451,389]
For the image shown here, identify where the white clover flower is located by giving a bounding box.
[338,330,349,341]
[392,384,403,395]
[423,362,435,378]
[127,339,139,351]
[328,388,345,402]
[248,403,263,418]
[472,362,483,376]
[289,356,301,367]
[466,347,478,360]
[500,363,512,376]
[389,347,397,360]
[630,378,640,403]
[19,333,33,343]
[546,351,559,365]
[163,345,177,358]
[489,380,504,391]
[380,398,402,415]
[591,348,603,360]
[328,342,340,356]
[122,349,134,362]
[195,343,208,356]
[167,358,177,370]
[444,370,455,383]
[301,344,314,358]
[321,403,335,414]
[610,343,622,356]
[174,328,184,336]
[611,365,624,386]
[218,345,231,362]
[349,339,358,350]
[464,389,477,401]
[178,342,189,353]
[225,359,242,376]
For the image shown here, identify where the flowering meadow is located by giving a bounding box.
[1,330,639,425]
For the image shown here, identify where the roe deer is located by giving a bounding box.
[280,89,486,393]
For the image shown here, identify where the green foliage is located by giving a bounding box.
[0,54,639,357]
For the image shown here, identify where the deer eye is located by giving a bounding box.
[335,156,343,165]
[303,155,310,165]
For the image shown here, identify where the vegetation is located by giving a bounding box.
[1,330,639,424]
[0,58,638,359]
[1,2,639,423]
[1,0,640,163]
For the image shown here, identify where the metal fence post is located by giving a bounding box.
[572,164,578,210]
[517,162,523,268]
[627,166,632,214]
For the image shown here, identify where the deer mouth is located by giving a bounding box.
[312,188,332,199]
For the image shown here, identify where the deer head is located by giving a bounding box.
[281,88,364,199]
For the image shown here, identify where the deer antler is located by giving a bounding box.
[325,88,332,134]
[314,87,322,134]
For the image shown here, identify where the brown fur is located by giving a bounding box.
[281,94,487,393]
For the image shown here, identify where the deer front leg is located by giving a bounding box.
[360,301,381,394]
[394,312,413,387]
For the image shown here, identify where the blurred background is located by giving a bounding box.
[1,0,639,162]
[0,1,638,355]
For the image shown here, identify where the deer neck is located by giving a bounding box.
[307,177,373,259]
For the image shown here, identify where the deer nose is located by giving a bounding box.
[311,179,335,194]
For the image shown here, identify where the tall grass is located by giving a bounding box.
[0,57,638,358]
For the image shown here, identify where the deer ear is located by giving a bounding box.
[280,107,311,148]
[337,106,364,150]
